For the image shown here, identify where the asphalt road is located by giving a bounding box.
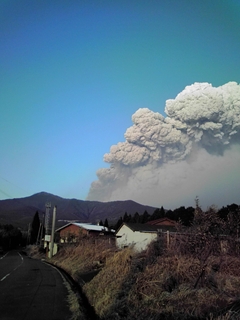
[0,250,73,320]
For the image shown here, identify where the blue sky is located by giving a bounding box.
[1,0,240,207]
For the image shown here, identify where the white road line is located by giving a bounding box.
[18,252,24,261]
[0,252,9,260]
[13,252,24,271]
[0,273,10,281]
[0,252,24,281]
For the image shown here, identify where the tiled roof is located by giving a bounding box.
[147,217,176,226]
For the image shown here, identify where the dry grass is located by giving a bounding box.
[24,244,45,259]
[82,247,240,319]
[51,240,116,281]
[45,239,240,320]
[83,247,135,318]
[125,254,240,319]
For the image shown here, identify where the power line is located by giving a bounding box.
[0,188,12,199]
[0,175,29,199]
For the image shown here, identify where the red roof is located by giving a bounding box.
[146,217,176,226]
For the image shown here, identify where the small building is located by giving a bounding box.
[115,222,160,252]
[56,223,115,243]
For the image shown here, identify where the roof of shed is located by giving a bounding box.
[56,222,115,233]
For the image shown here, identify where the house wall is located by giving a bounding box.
[60,224,88,240]
[116,225,157,252]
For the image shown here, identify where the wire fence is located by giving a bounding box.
[157,230,240,256]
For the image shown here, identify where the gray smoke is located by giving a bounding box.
[87,82,240,208]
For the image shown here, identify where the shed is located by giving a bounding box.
[115,222,160,252]
[56,223,115,243]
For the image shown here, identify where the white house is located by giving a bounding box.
[115,222,160,252]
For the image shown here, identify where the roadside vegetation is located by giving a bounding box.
[0,223,24,250]
[28,203,240,319]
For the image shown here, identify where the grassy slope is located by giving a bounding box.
[44,240,240,320]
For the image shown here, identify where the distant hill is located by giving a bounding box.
[0,192,158,230]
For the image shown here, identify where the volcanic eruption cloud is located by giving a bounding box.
[87,82,240,209]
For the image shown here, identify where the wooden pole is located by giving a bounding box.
[49,206,57,258]
[167,230,170,248]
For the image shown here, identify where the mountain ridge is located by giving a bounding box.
[0,192,158,230]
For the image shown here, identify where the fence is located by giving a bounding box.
[157,230,240,256]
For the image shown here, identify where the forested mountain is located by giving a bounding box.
[0,192,158,230]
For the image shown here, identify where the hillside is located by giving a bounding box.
[45,206,240,320]
[0,192,158,230]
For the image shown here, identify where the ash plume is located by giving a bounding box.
[87,82,240,208]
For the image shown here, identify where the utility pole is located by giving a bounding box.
[45,202,51,236]
[36,223,41,245]
[49,206,57,259]
[27,223,31,245]
[40,212,45,247]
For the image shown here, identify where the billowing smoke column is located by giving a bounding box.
[87,82,240,208]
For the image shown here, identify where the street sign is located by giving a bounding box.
[44,235,51,242]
